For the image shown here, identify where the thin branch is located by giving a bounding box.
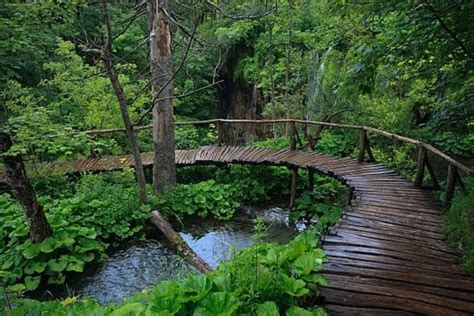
[203,0,277,20]
[422,0,473,60]
[135,80,223,126]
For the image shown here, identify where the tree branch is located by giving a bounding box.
[203,0,277,20]
[422,0,473,60]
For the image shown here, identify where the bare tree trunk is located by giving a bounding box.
[101,3,148,204]
[284,0,293,137]
[150,211,212,273]
[267,19,278,140]
[148,0,177,195]
[0,132,52,243]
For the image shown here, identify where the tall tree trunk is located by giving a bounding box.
[0,132,52,243]
[148,0,176,195]
[102,2,148,204]
[284,0,293,137]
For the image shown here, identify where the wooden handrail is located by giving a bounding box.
[28,118,473,177]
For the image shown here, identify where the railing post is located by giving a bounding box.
[289,120,297,150]
[445,164,457,207]
[289,166,298,210]
[414,146,426,188]
[358,128,367,162]
[308,168,314,191]
[215,120,223,146]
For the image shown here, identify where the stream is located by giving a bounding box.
[58,206,303,304]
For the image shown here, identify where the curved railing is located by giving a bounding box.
[35,119,474,205]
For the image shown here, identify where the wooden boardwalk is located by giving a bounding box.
[1,145,474,315]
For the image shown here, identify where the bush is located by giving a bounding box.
[151,180,241,220]
[0,170,150,294]
[8,228,328,315]
[444,180,474,272]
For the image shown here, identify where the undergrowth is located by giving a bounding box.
[444,179,474,272]
[5,228,328,315]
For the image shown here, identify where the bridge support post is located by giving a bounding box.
[308,168,314,191]
[289,121,297,150]
[414,146,426,188]
[358,129,367,162]
[216,120,223,146]
[290,167,298,210]
[445,164,457,207]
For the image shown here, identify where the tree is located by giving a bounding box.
[98,2,149,204]
[0,132,52,243]
[147,0,177,194]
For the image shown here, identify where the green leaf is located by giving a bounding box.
[8,283,25,293]
[48,258,68,272]
[66,261,84,272]
[194,194,206,204]
[256,301,279,316]
[182,275,212,302]
[301,274,328,286]
[278,273,309,297]
[24,276,41,291]
[110,302,143,316]
[290,253,320,276]
[23,244,40,259]
[194,292,240,316]
[286,306,317,316]
[39,238,56,253]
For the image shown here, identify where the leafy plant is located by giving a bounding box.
[444,180,474,273]
[7,229,328,315]
[151,180,241,220]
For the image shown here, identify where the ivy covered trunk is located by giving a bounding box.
[0,132,52,243]
[148,0,177,195]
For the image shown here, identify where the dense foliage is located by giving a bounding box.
[7,226,327,315]
[444,180,474,272]
[1,0,473,313]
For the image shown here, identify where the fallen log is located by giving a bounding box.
[150,210,213,274]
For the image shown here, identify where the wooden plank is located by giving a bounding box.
[323,235,458,264]
[324,275,474,313]
[321,288,467,316]
[323,249,466,276]
[324,304,417,316]
[322,273,474,303]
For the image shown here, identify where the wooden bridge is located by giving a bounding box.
[2,119,474,315]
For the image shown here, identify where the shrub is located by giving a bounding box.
[0,170,150,294]
[444,180,474,272]
[8,228,328,315]
[151,180,241,220]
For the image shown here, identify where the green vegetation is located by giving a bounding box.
[1,0,473,313]
[444,180,474,272]
[1,166,345,310]
[6,224,327,315]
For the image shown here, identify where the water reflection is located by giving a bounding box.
[64,206,299,304]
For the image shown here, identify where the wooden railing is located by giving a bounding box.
[41,118,473,206]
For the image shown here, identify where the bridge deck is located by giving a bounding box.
[1,145,473,315]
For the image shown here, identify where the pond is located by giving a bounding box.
[52,206,304,304]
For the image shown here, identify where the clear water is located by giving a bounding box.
[59,206,300,304]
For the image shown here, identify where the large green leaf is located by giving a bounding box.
[256,301,279,316]
[290,253,321,276]
[48,258,68,272]
[194,292,240,316]
[110,303,143,316]
[278,273,309,297]
[22,244,40,259]
[24,276,41,291]
[182,275,212,302]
